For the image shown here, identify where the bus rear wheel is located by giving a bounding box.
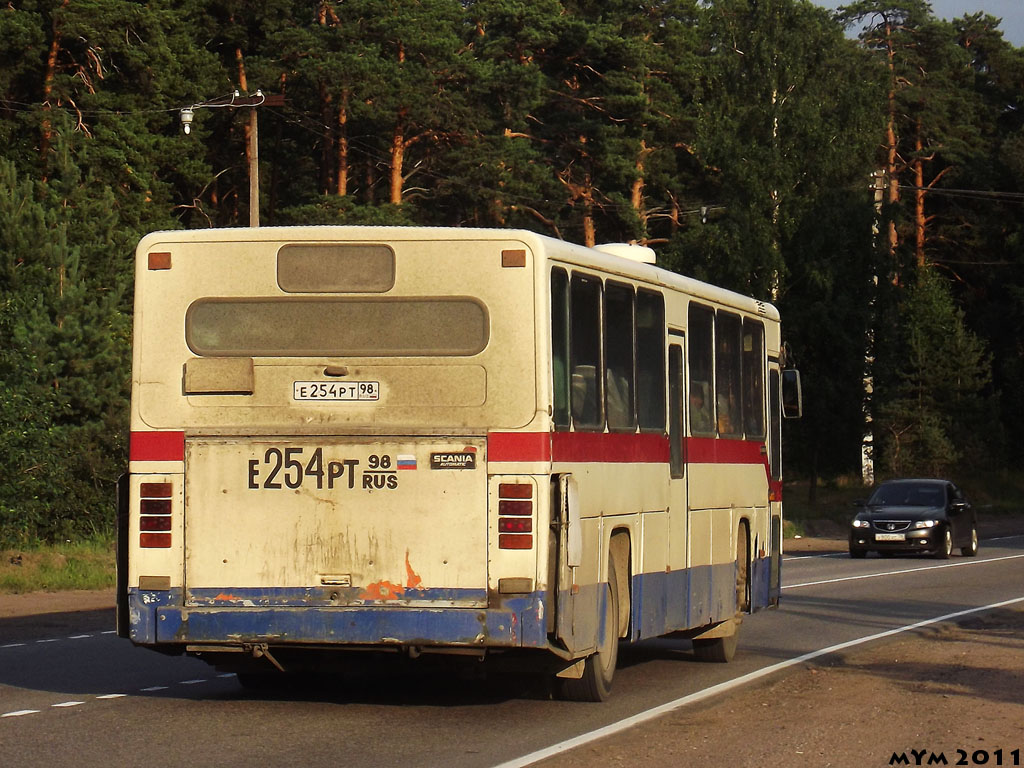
[693,523,747,664]
[557,557,620,702]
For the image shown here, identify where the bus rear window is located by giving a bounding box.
[277,243,395,293]
[186,297,488,357]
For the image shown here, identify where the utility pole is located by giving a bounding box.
[247,100,260,227]
[180,91,285,227]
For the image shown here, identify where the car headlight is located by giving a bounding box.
[914,519,939,529]
[852,519,870,528]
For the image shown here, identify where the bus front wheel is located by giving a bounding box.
[557,557,620,702]
[693,629,738,663]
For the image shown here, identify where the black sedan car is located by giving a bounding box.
[849,478,979,559]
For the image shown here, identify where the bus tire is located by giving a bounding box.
[736,521,750,613]
[693,630,738,663]
[557,557,620,702]
[694,524,747,664]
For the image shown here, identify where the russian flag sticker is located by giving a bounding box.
[397,454,417,470]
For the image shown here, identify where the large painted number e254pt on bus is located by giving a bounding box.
[118,226,802,701]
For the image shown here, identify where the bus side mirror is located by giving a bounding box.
[781,369,802,419]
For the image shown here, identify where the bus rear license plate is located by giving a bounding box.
[875,533,905,542]
[293,381,380,401]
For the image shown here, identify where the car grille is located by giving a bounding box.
[873,520,911,532]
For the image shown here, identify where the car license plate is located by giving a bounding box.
[293,381,380,401]
[875,532,905,542]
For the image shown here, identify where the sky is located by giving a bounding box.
[815,0,1024,46]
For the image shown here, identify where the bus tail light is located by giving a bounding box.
[498,482,533,549]
[140,482,173,548]
[499,534,533,549]
[498,517,532,533]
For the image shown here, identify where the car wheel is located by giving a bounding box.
[960,525,979,557]
[849,547,867,559]
[935,527,953,559]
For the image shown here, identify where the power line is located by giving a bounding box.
[897,184,1024,203]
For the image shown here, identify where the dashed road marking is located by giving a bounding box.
[1,710,40,718]
[51,702,84,708]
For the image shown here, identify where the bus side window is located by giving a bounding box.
[637,290,666,431]
[570,274,603,429]
[551,268,570,429]
[742,318,766,439]
[688,304,715,436]
[715,311,742,438]
[605,282,635,432]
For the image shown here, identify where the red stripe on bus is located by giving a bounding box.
[487,432,552,462]
[488,432,669,463]
[685,436,765,464]
[552,432,670,463]
[130,431,185,462]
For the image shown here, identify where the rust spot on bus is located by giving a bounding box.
[404,550,422,590]
[359,580,406,601]
[359,551,423,601]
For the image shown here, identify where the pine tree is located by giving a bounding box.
[0,156,130,544]
[874,271,993,476]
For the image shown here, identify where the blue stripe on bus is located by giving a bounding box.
[630,555,775,642]
[127,588,549,648]
[127,555,774,650]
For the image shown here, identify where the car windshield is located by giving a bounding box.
[869,482,946,506]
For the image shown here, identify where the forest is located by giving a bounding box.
[0,0,1022,543]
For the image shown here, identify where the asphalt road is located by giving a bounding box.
[2,534,1023,768]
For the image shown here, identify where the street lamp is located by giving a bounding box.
[178,90,284,227]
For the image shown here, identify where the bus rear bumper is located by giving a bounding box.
[126,588,548,650]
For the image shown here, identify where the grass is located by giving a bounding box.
[0,535,116,594]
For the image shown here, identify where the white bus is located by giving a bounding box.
[117,226,801,701]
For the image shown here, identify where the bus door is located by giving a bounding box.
[667,340,688,626]
[767,364,783,605]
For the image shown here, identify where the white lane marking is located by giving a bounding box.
[1,710,40,718]
[783,552,1024,590]
[493,594,1024,768]
[2,630,120,654]
[179,679,207,685]
[96,694,126,699]
[51,701,85,708]
[217,673,237,679]
[783,532,1024,562]
[140,686,168,692]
